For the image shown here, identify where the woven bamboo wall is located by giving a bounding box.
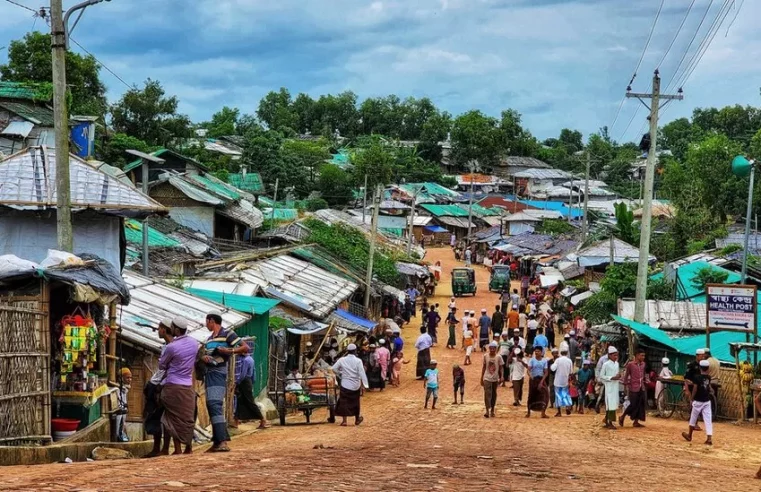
[718,366,744,420]
[0,295,50,445]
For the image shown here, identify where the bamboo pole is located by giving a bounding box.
[108,302,117,382]
[304,322,335,375]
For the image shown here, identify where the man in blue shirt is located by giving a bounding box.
[406,285,420,316]
[533,327,549,356]
[478,309,491,351]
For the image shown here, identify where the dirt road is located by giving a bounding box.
[1,247,759,491]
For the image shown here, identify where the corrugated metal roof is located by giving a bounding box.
[118,271,250,352]
[124,219,183,249]
[327,308,377,333]
[419,204,469,217]
[512,168,573,179]
[519,200,583,219]
[123,149,208,173]
[0,101,55,126]
[189,174,241,201]
[569,237,652,267]
[185,288,280,315]
[495,232,579,257]
[0,121,34,137]
[436,216,479,229]
[618,300,707,331]
[500,156,551,169]
[504,211,542,222]
[217,198,264,229]
[237,255,359,318]
[413,216,432,226]
[165,175,225,205]
[184,279,261,297]
[227,172,264,193]
[0,147,166,216]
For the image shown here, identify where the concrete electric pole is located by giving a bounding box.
[51,0,111,252]
[51,0,72,252]
[581,151,591,241]
[627,70,683,322]
[364,185,381,311]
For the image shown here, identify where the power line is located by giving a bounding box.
[68,36,133,89]
[4,0,35,13]
[610,0,666,133]
[656,0,697,69]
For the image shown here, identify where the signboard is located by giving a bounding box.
[705,284,757,332]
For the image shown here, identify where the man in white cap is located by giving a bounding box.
[481,340,504,418]
[655,357,673,414]
[415,326,434,379]
[594,343,611,413]
[559,333,570,355]
[704,348,721,415]
[509,347,528,406]
[568,330,580,367]
[599,346,622,429]
[302,341,315,373]
[332,343,369,426]
[376,339,391,383]
[682,359,714,445]
[684,348,706,429]
[144,318,175,457]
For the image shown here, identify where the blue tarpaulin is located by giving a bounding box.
[424,225,449,233]
[328,308,377,332]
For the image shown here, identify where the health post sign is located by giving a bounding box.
[705,284,757,332]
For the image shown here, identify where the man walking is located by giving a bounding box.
[478,309,491,351]
[491,305,504,341]
[481,341,504,418]
[551,349,574,417]
[159,317,200,454]
[600,346,621,429]
[704,348,720,416]
[406,285,420,317]
[202,310,246,452]
[568,330,580,367]
[682,359,714,445]
[620,348,648,428]
[332,344,369,426]
[526,346,549,419]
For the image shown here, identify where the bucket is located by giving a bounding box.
[51,418,80,432]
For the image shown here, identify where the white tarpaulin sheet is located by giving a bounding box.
[0,214,121,270]
[570,290,594,305]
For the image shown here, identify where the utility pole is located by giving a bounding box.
[466,165,474,246]
[364,184,381,311]
[267,178,279,248]
[581,151,591,241]
[51,0,72,252]
[406,186,417,256]
[51,0,111,252]
[627,70,683,322]
[362,174,368,224]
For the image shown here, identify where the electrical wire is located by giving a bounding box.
[656,0,697,69]
[68,36,133,89]
[662,0,716,91]
[4,0,35,13]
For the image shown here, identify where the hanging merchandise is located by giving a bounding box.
[57,306,102,391]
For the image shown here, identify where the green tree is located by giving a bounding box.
[499,109,539,157]
[558,128,583,153]
[351,139,395,189]
[684,134,745,220]
[96,132,156,168]
[613,202,637,245]
[317,164,352,206]
[110,79,191,146]
[418,110,452,163]
[240,127,286,191]
[691,267,730,291]
[202,106,239,138]
[660,117,701,162]
[281,139,331,193]
[451,110,502,169]
[291,93,316,134]
[0,31,107,117]
[257,88,297,132]
[311,91,360,138]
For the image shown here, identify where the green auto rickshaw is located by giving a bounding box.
[489,265,511,293]
[451,267,476,297]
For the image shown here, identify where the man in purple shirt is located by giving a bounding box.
[233,342,268,429]
[158,317,199,454]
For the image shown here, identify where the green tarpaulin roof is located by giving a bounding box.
[0,82,50,101]
[612,314,755,364]
[124,219,183,249]
[228,172,264,193]
[186,288,280,315]
[420,204,470,217]
[263,208,299,221]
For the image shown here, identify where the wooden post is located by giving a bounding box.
[108,301,117,382]
[734,350,745,421]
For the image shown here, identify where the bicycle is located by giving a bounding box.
[656,379,716,420]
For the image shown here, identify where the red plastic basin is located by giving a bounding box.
[51,418,80,432]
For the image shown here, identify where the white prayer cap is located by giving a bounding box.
[392,327,401,334]
[207,309,222,317]
[481,308,487,312]
[369,344,376,348]
[564,333,570,338]
[379,339,386,345]
[661,357,670,365]
[171,316,189,331]
[696,349,705,355]
[430,359,438,365]
[608,346,618,354]
[551,347,559,353]
[699,359,710,367]
[306,342,313,347]
[489,341,498,348]
[513,348,521,355]
[159,318,173,329]
[347,343,357,351]
[570,330,576,336]
[501,332,509,337]
[513,328,520,333]
[583,359,592,365]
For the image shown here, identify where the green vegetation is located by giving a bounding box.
[691,266,730,291]
[536,219,575,235]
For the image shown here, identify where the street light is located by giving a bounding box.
[731,155,756,283]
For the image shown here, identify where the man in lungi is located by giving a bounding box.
[202,310,246,452]
[526,345,548,418]
[332,344,368,426]
[158,317,199,454]
[144,318,174,457]
[682,359,714,445]
[234,341,268,430]
[414,326,433,380]
[550,348,573,417]
[619,348,648,428]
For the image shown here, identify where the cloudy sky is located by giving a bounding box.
[1,0,758,142]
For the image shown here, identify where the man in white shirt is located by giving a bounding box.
[594,347,610,413]
[332,344,369,426]
[509,347,528,406]
[415,326,434,379]
[551,349,574,417]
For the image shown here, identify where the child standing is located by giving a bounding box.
[424,360,440,409]
[391,351,410,387]
[453,363,465,404]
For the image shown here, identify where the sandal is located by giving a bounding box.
[355,416,364,426]
[681,432,692,442]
